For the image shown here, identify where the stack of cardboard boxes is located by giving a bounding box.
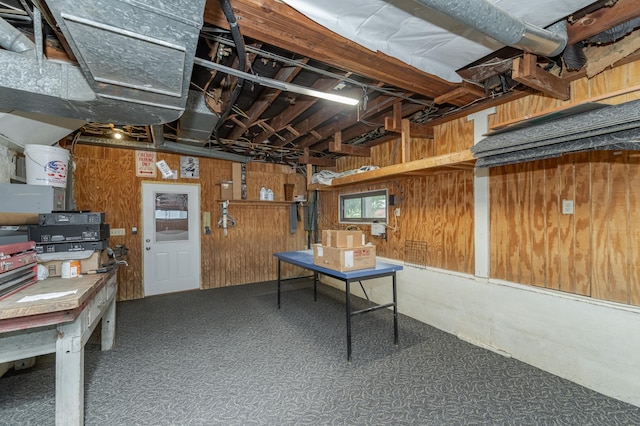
[313,230,376,272]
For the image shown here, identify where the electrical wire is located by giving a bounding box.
[214,0,246,143]
[202,31,435,108]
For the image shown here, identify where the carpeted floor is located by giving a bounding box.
[1,278,639,425]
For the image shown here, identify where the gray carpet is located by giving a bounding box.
[1,278,640,425]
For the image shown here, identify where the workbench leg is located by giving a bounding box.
[277,259,281,309]
[56,315,85,426]
[101,296,116,351]
[392,273,398,345]
[346,279,352,361]
[313,271,318,302]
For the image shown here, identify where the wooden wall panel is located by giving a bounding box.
[573,153,591,296]
[557,160,575,293]
[488,61,640,307]
[316,60,640,306]
[490,151,640,305]
[589,152,610,301]
[316,168,474,274]
[530,163,547,287]
[606,152,629,303]
[490,167,509,278]
[71,145,306,301]
[629,153,640,306]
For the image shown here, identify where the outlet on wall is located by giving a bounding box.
[110,228,126,236]
[562,199,574,215]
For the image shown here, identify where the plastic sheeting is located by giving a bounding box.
[281,0,598,83]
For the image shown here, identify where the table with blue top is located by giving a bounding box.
[274,250,403,361]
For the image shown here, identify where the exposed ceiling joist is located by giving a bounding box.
[567,0,640,44]
[202,0,457,99]
[512,53,570,100]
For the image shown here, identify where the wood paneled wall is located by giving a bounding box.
[70,145,307,301]
[489,61,640,306]
[317,126,475,274]
[318,59,640,307]
[490,151,640,305]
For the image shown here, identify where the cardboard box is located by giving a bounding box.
[232,163,242,200]
[40,249,109,277]
[220,181,233,200]
[313,243,376,272]
[321,230,365,248]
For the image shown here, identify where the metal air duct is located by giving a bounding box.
[413,0,568,57]
[75,135,250,163]
[0,0,206,125]
[0,16,34,53]
[177,91,220,142]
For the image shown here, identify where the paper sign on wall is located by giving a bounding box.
[136,151,157,177]
[156,160,174,178]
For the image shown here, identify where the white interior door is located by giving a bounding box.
[142,182,200,296]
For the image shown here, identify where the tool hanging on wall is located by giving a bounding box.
[217,201,237,236]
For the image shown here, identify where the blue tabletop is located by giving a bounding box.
[274,250,402,280]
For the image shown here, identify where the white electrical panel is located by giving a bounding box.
[371,223,385,236]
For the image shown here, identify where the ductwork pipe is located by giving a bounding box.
[151,124,166,148]
[75,135,250,163]
[414,0,567,57]
[0,16,34,53]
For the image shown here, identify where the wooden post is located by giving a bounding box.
[401,119,411,163]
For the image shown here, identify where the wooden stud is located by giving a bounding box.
[512,53,570,100]
[299,147,335,167]
[401,119,411,163]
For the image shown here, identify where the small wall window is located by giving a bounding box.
[339,189,388,224]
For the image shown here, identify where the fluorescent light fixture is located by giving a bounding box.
[194,57,360,106]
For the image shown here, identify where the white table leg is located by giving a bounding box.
[101,296,116,351]
[56,314,85,426]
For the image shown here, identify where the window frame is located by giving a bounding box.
[338,189,388,224]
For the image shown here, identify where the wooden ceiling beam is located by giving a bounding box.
[299,148,336,167]
[434,81,485,106]
[251,77,340,143]
[568,0,640,45]
[296,94,406,149]
[328,132,371,157]
[203,0,455,99]
[227,61,307,141]
[385,104,434,138]
[311,103,424,152]
[512,53,570,101]
[272,106,348,148]
[384,103,404,132]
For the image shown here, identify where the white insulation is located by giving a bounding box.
[282,0,598,82]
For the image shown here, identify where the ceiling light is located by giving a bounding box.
[113,131,122,139]
[194,57,360,106]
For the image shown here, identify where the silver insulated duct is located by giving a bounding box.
[0,0,206,125]
[0,16,35,53]
[413,0,568,57]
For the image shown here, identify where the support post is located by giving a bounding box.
[468,107,496,279]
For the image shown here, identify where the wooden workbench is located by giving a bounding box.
[0,270,117,426]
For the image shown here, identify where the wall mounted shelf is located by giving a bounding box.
[216,200,295,206]
[307,149,476,191]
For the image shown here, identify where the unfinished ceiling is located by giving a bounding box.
[1,0,639,168]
